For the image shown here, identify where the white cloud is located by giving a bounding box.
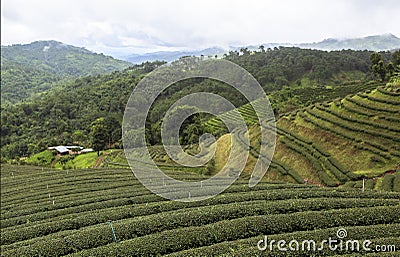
[2,0,400,55]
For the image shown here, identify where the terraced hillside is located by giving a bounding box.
[204,80,383,131]
[208,83,400,188]
[1,164,399,256]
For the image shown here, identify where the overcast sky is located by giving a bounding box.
[2,0,400,55]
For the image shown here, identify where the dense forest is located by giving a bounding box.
[1,47,398,160]
[1,40,131,104]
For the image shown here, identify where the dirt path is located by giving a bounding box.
[92,152,110,168]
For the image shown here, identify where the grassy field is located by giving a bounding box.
[1,164,399,256]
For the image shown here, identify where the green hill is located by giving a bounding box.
[207,81,399,189]
[1,47,382,160]
[1,45,400,257]
[1,40,131,104]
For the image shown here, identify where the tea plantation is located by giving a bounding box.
[1,164,399,256]
[206,84,400,188]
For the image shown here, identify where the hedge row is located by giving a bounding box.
[279,137,338,186]
[204,97,272,131]
[345,96,399,114]
[234,127,303,183]
[269,161,304,184]
[278,130,352,183]
[3,179,288,225]
[298,111,391,160]
[315,104,400,134]
[215,235,400,257]
[2,179,150,208]
[166,223,400,257]
[305,108,395,158]
[1,169,145,195]
[342,100,375,117]
[2,179,139,209]
[1,167,131,190]
[367,95,400,106]
[377,86,400,96]
[1,183,310,230]
[1,190,163,221]
[8,186,393,248]
[307,107,400,143]
[5,198,399,255]
[276,125,357,182]
[393,173,400,192]
[379,115,400,123]
[277,126,313,145]
[381,174,395,192]
[57,205,400,257]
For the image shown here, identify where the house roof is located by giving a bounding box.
[54,146,69,153]
[81,148,94,153]
[48,145,86,154]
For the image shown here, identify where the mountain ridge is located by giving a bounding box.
[121,34,400,63]
[299,33,400,51]
[1,40,131,104]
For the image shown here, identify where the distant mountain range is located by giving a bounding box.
[1,40,131,104]
[122,47,225,64]
[121,34,400,63]
[299,33,400,51]
[1,34,399,103]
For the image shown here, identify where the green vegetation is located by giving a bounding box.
[54,152,99,170]
[1,40,131,104]
[1,39,400,257]
[370,50,400,81]
[343,172,400,192]
[206,81,399,188]
[25,150,99,170]
[25,150,55,166]
[2,47,399,194]
[1,47,389,161]
[1,164,399,256]
[89,117,120,156]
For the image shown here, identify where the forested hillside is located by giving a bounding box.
[0,47,397,161]
[1,40,131,104]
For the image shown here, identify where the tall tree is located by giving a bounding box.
[90,118,109,156]
[391,50,400,67]
[370,52,387,81]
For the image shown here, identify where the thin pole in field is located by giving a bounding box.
[362,178,365,192]
[108,220,118,243]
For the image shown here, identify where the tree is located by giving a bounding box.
[102,116,121,147]
[162,105,204,145]
[370,52,387,81]
[240,48,250,56]
[90,118,109,156]
[370,52,382,66]
[372,60,387,82]
[391,50,400,66]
